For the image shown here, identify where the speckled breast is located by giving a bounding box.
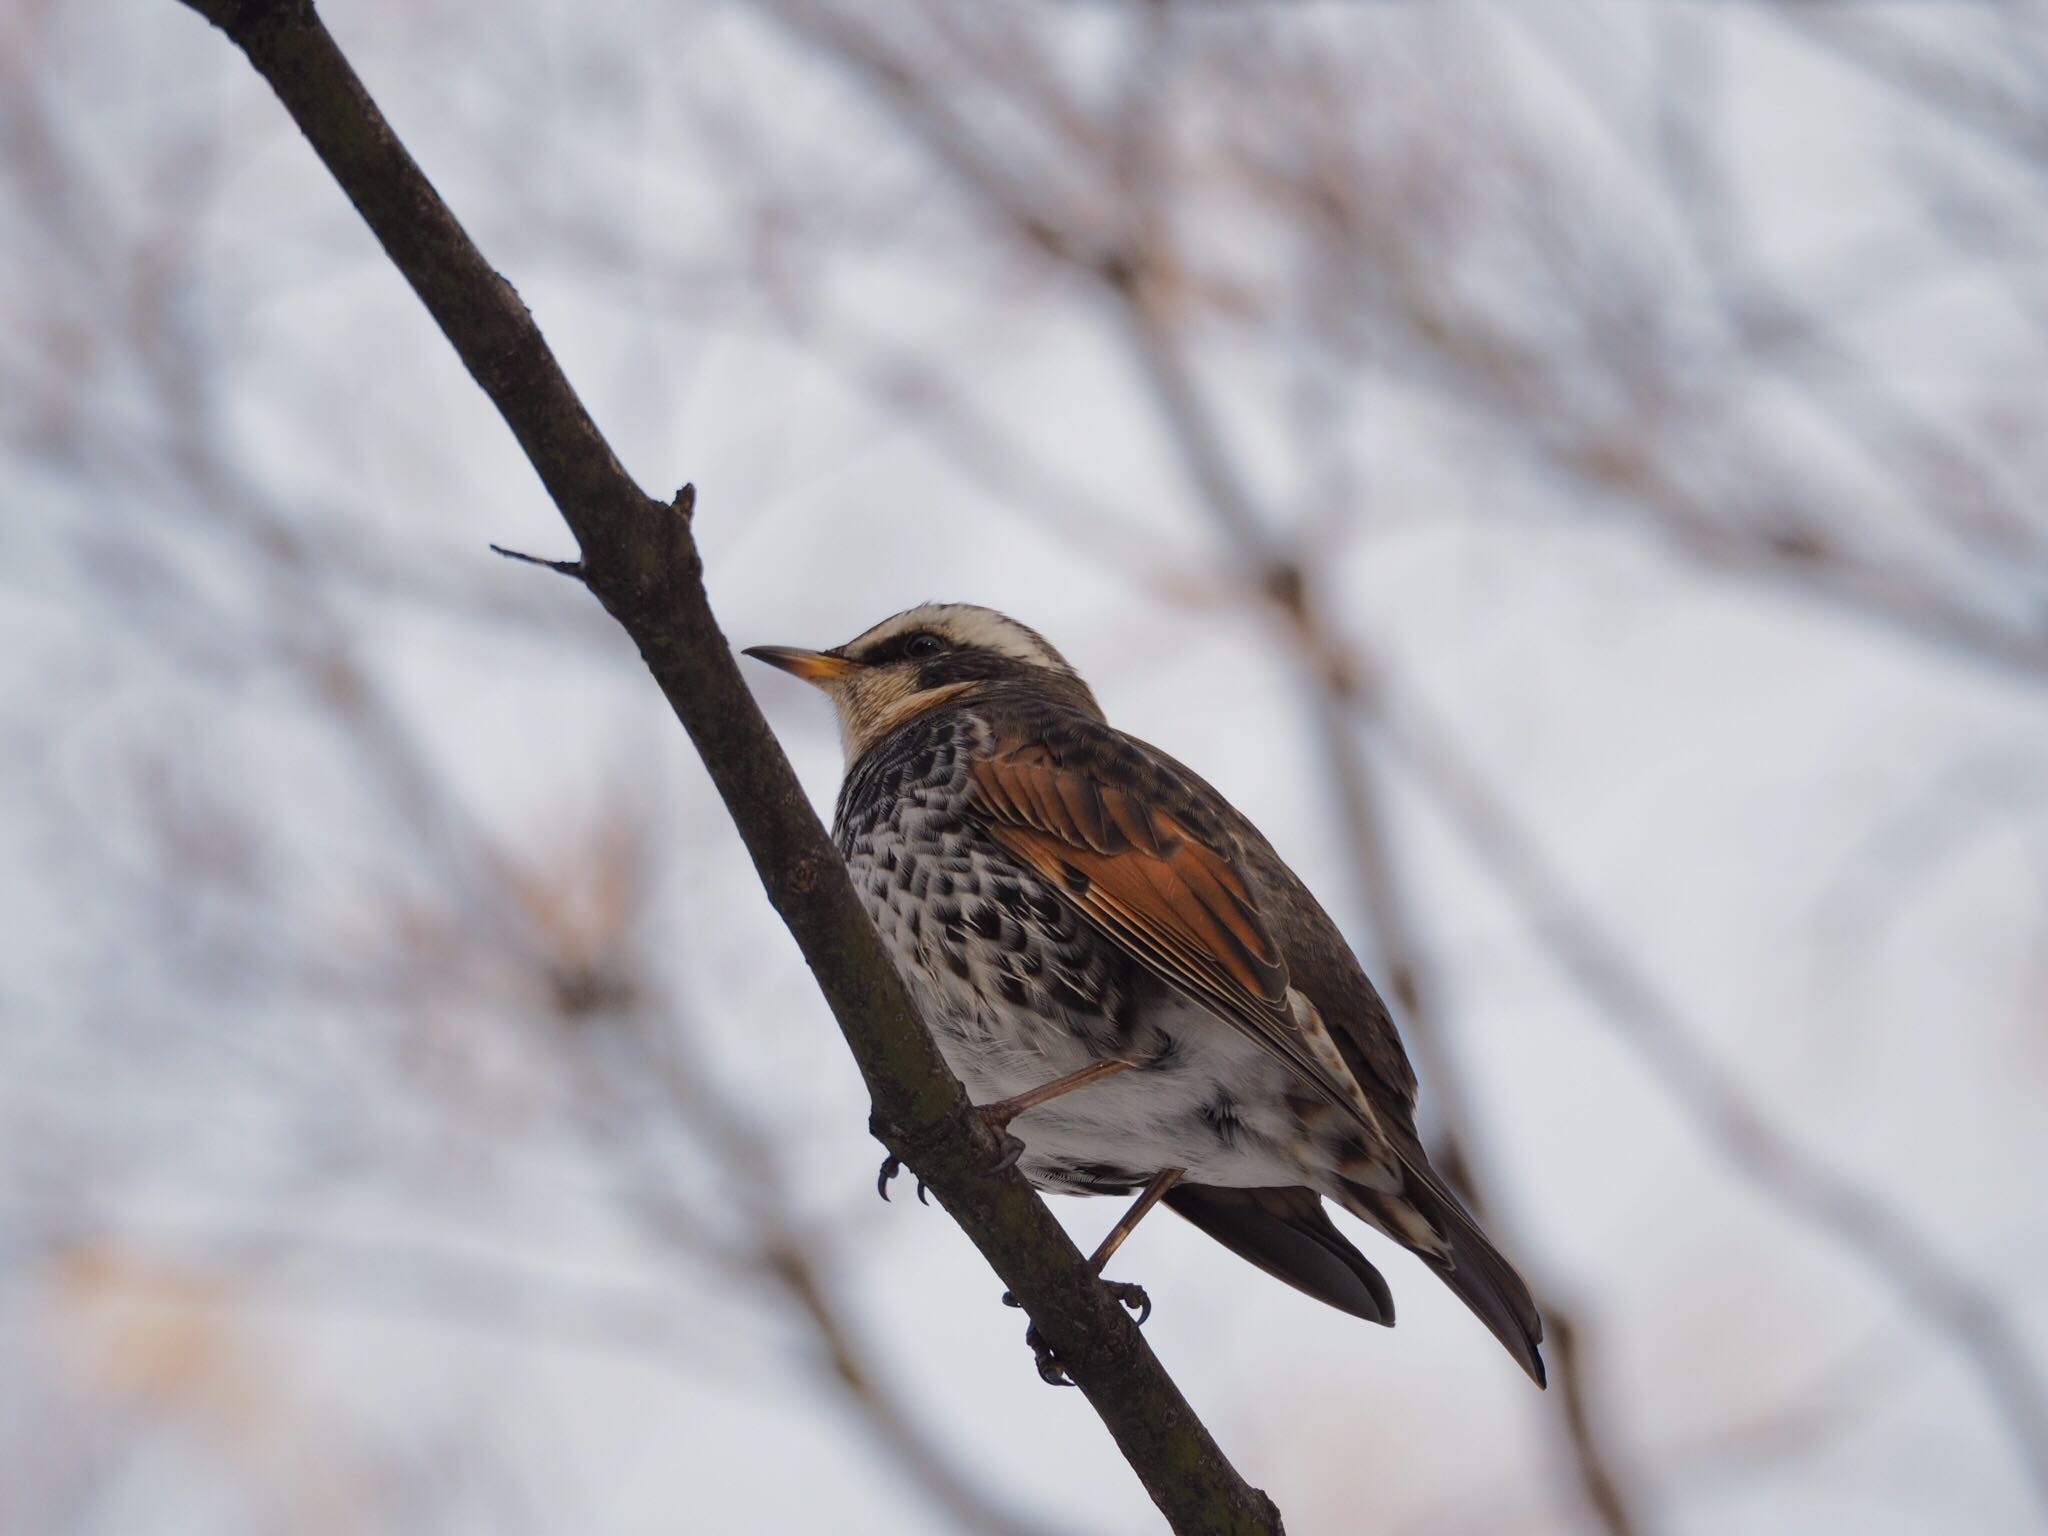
[832,709,1139,1085]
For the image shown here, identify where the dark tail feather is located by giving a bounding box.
[1165,1184,1395,1325]
[1336,1168,1547,1388]
[1416,1206,1548,1388]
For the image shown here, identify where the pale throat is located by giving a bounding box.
[833,676,973,763]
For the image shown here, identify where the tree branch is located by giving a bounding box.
[167,2,1283,1531]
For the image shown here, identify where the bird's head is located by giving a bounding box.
[745,603,1101,762]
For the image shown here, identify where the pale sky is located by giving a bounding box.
[5,3,2046,1534]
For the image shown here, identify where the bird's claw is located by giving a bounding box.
[1101,1278,1152,1325]
[984,1128,1026,1176]
[1003,1279,1147,1385]
[1003,1290,1071,1385]
[875,1155,928,1204]
[1022,1320,1075,1387]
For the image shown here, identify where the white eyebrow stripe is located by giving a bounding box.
[846,604,1067,670]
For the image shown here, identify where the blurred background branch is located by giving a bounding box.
[6,2,2047,1533]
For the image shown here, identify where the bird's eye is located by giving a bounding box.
[904,632,945,659]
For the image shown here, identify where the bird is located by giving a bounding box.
[745,603,1545,1387]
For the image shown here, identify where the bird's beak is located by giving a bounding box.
[742,645,857,686]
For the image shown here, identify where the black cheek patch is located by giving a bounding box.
[918,648,1023,688]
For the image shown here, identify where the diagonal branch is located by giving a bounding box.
[167,2,1283,1532]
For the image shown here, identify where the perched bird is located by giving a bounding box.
[746,604,1545,1386]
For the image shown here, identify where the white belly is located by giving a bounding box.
[848,823,1314,1193]
[920,984,1311,1193]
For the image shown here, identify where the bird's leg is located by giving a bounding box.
[973,1056,1139,1174]
[1085,1168,1183,1325]
[1088,1168,1185,1272]
[1007,1167,1185,1386]
[977,1056,1140,1131]
[878,1059,1138,1200]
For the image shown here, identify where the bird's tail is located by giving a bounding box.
[1332,1154,1547,1387]
[1163,1183,1395,1325]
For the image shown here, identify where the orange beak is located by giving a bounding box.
[742,645,857,685]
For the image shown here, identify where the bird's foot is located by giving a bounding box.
[999,1275,1149,1387]
[970,1112,1027,1176]
[872,1108,1020,1201]
[874,1154,928,1204]
[1002,1292,1073,1386]
[1022,1319,1074,1387]
[1101,1278,1152,1326]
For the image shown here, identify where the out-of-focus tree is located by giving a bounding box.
[4,3,2045,1534]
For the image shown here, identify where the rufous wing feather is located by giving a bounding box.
[969,735,1406,1139]
[971,748,1286,1010]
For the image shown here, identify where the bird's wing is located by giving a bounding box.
[967,721,1387,1140]
[1232,832,1419,1115]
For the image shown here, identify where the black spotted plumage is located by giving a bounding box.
[753,603,1546,1386]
